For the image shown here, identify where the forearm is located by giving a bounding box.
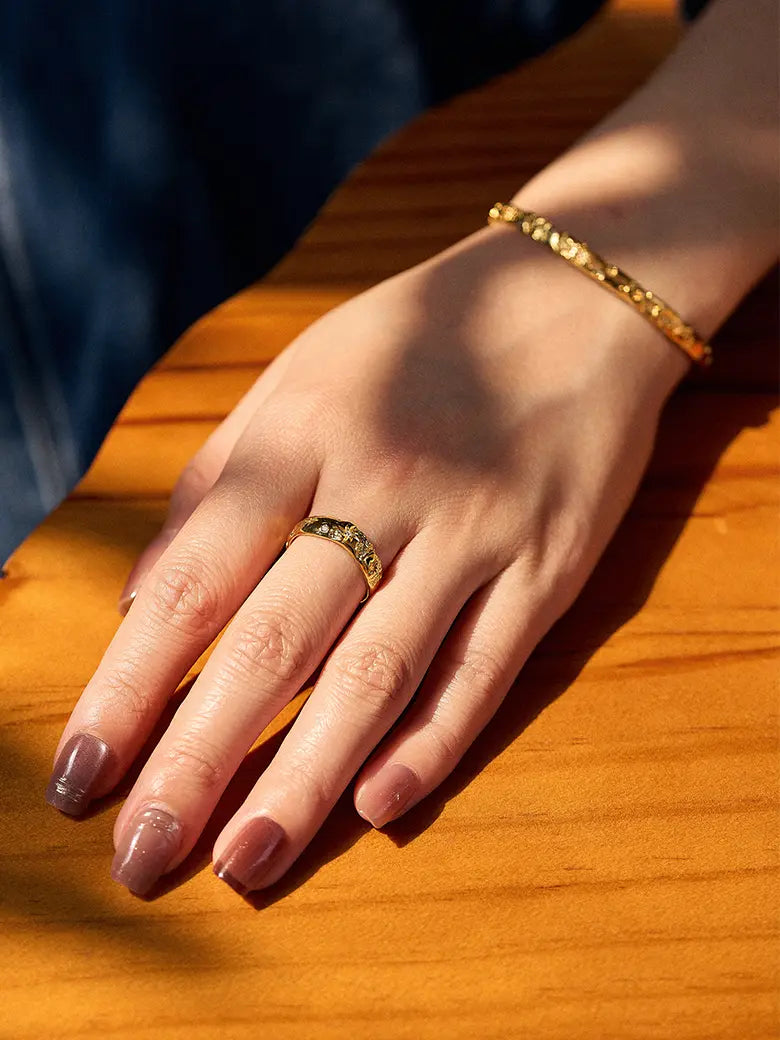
[510,0,779,345]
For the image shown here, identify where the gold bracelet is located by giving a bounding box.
[487,202,712,367]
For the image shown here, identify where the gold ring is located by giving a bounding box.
[284,516,383,603]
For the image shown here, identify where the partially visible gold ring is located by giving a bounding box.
[284,516,383,603]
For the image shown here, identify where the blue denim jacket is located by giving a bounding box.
[0,0,712,561]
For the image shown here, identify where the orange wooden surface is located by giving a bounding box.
[1,2,778,1037]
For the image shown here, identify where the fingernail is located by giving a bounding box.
[111,807,182,896]
[356,763,420,828]
[118,588,137,617]
[213,816,286,896]
[45,732,115,815]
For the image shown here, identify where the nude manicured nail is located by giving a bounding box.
[45,732,114,815]
[356,763,420,828]
[213,816,286,896]
[111,807,182,896]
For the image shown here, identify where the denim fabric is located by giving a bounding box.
[0,0,711,561]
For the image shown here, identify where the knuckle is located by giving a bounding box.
[425,718,462,765]
[226,607,312,686]
[162,732,226,793]
[417,513,509,576]
[148,558,222,635]
[283,752,333,814]
[329,640,413,710]
[171,457,213,509]
[446,645,507,694]
[259,388,334,447]
[99,664,154,724]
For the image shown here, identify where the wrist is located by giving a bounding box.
[508,0,778,353]
[491,200,701,384]
[417,223,691,412]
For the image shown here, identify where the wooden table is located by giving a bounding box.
[1,2,777,1036]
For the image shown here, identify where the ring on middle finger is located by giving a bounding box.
[284,516,383,603]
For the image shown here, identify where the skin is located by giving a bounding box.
[47,0,778,895]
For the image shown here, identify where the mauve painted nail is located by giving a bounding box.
[111,807,182,896]
[213,816,286,896]
[356,763,420,828]
[45,732,114,815]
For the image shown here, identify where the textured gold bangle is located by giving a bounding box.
[488,202,712,367]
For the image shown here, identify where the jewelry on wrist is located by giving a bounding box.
[487,202,712,367]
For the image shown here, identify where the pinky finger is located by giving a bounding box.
[353,564,554,828]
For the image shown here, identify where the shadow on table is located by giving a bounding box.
[0,725,213,961]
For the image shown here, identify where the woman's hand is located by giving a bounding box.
[44,0,779,898]
[45,223,688,896]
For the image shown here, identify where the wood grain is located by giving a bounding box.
[1,1,777,1037]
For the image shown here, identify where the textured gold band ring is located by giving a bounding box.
[284,516,383,603]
